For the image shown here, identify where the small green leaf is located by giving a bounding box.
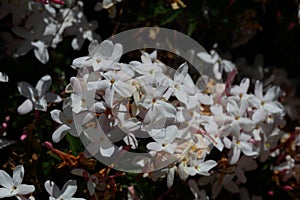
[66,133,83,156]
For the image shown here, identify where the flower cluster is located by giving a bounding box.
[46,39,286,198]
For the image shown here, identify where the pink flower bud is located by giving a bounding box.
[268,191,274,196]
[283,185,293,191]
[20,132,28,141]
[45,141,53,150]
[2,122,7,129]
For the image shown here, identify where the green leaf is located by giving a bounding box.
[161,10,182,26]
[42,161,52,176]
[187,19,197,36]
[66,133,83,156]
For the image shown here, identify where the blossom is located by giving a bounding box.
[163,62,196,105]
[188,160,217,176]
[197,48,236,80]
[224,133,258,164]
[83,125,115,157]
[250,81,284,123]
[0,165,35,198]
[87,66,133,108]
[147,125,178,154]
[72,40,123,71]
[45,180,85,200]
[17,75,62,114]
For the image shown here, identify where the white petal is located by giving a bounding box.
[50,110,63,124]
[111,43,123,62]
[264,86,281,101]
[0,170,14,188]
[254,81,263,99]
[45,180,61,197]
[252,107,266,123]
[167,167,175,188]
[100,146,114,157]
[114,81,132,97]
[31,41,49,64]
[17,99,33,115]
[52,125,70,143]
[123,133,138,149]
[72,56,92,69]
[17,184,35,195]
[13,165,24,185]
[0,72,8,82]
[17,82,36,100]
[60,180,77,199]
[197,52,215,64]
[44,93,62,103]
[174,62,188,83]
[98,40,113,58]
[230,146,241,164]
[264,102,283,114]
[89,102,106,113]
[0,188,13,198]
[35,75,52,96]
[146,142,162,152]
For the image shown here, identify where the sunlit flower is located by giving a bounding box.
[0,165,35,199]
[17,75,62,114]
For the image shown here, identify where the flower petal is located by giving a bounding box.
[60,180,77,199]
[0,72,8,82]
[17,82,36,100]
[0,188,13,198]
[98,40,113,58]
[52,125,70,143]
[44,93,62,103]
[44,180,60,197]
[100,146,114,157]
[13,165,24,185]
[35,75,52,96]
[0,170,14,188]
[17,99,33,115]
[17,184,35,195]
[50,110,63,124]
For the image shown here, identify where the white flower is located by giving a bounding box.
[197,49,235,80]
[221,99,255,137]
[163,62,196,105]
[224,133,258,164]
[17,75,62,114]
[87,66,133,108]
[0,165,35,198]
[188,160,217,176]
[72,40,123,71]
[147,125,178,154]
[250,81,284,123]
[83,125,115,157]
[45,180,85,200]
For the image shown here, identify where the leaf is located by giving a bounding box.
[187,18,197,36]
[161,10,182,26]
[66,133,83,156]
